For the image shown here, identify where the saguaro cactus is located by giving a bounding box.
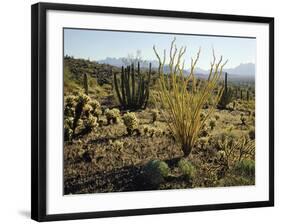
[240,89,243,100]
[83,73,88,95]
[114,62,151,110]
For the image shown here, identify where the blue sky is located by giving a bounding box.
[64,28,256,70]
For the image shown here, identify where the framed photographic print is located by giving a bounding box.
[31,2,274,222]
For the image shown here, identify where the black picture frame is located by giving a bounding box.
[31,2,274,222]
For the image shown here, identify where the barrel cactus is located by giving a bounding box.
[142,160,170,188]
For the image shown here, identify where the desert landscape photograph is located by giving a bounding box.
[63,29,256,195]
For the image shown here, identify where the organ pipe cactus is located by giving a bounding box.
[114,62,151,110]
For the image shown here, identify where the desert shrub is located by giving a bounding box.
[234,159,255,177]
[226,125,235,133]
[104,108,121,124]
[240,113,247,125]
[214,114,220,120]
[178,159,196,181]
[216,150,226,161]
[123,112,138,135]
[110,140,124,151]
[142,160,170,187]
[248,127,255,140]
[151,109,158,123]
[218,175,253,187]
[216,134,255,169]
[153,38,226,157]
[232,101,236,110]
[209,119,216,130]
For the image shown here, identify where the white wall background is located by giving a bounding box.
[0,0,279,223]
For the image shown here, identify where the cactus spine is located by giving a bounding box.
[114,62,151,110]
[83,73,88,95]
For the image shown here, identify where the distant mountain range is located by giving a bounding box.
[98,57,255,77]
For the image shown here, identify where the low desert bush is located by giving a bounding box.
[142,160,170,187]
[234,159,255,177]
[178,159,196,181]
[248,127,255,140]
[151,109,158,123]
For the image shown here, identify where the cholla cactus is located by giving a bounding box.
[64,125,73,141]
[198,137,208,149]
[64,95,76,117]
[142,125,162,137]
[105,108,121,124]
[89,99,101,111]
[83,115,98,133]
[64,92,102,140]
[65,95,76,107]
[209,119,216,130]
[76,92,91,105]
[151,109,158,123]
[83,104,93,117]
[93,108,102,120]
[64,117,74,141]
[72,92,91,134]
[123,112,138,135]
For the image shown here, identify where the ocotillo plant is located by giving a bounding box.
[218,72,232,109]
[114,62,151,110]
[83,73,88,95]
[153,38,227,158]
